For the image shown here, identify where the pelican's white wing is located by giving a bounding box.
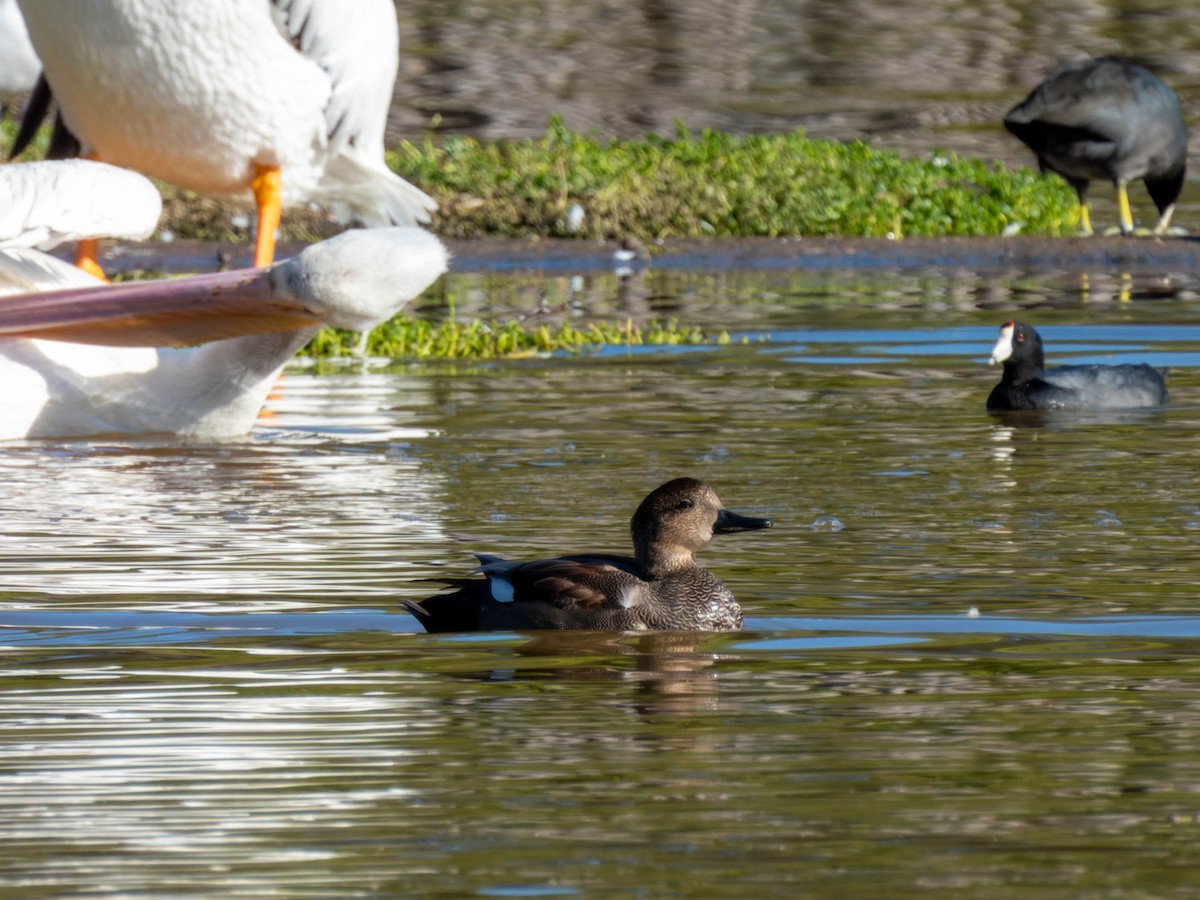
[0,247,104,296]
[272,0,397,159]
[0,159,162,250]
[271,0,436,226]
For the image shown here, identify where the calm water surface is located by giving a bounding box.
[5,261,1200,896]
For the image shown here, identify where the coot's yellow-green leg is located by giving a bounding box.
[1075,185,1094,236]
[1116,180,1134,234]
[1155,202,1177,234]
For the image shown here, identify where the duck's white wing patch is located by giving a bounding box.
[487,575,516,604]
[472,554,517,603]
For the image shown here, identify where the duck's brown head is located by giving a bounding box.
[630,477,771,575]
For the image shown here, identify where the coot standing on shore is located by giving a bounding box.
[1004,56,1187,235]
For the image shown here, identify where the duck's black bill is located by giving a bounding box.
[714,509,772,534]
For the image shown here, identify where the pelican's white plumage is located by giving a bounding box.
[0,0,38,99]
[0,159,162,251]
[0,227,449,440]
[17,0,435,264]
[0,246,103,296]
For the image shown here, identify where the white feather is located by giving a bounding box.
[0,160,162,250]
[0,0,38,96]
[0,247,104,296]
[617,585,641,609]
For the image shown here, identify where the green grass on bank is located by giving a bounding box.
[304,315,727,360]
[6,116,1080,241]
[394,117,1079,240]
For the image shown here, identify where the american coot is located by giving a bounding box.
[405,478,773,633]
[986,320,1168,411]
[1003,56,1187,235]
[13,0,435,271]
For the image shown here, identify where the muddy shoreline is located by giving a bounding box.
[98,234,1200,278]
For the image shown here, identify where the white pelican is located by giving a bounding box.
[0,0,38,110]
[15,0,436,271]
[0,227,448,440]
[1,159,161,252]
[0,159,160,294]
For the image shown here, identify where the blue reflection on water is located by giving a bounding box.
[6,609,1200,648]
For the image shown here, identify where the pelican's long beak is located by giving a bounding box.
[0,266,315,347]
[0,228,448,349]
[989,322,1015,365]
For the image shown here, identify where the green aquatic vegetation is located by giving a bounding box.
[8,117,1078,239]
[302,316,727,360]
[392,118,1080,239]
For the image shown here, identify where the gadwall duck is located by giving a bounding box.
[987,320,1168,411]
[406,478,772,633]
[1003,56,1187,235]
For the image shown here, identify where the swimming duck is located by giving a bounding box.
[0,227,447,439]
[13,0,435,272]
[987,320,1168,411]
[406,478,772,633]
[1003,56,1187,235]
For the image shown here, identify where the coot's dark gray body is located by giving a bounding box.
[986,321,1168,411]
[1004,56,1187,234]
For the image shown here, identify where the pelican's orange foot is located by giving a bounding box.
[75,238,108,282]
[250,164,283,267]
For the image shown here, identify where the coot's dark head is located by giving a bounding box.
[990,320,1045,378]
[630,477,771,574]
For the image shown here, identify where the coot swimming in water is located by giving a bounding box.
[1003,56,1187,235]
[987,320,1168,411]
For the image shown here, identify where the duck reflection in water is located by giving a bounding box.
[428,630,743,721]
[406,478,771,633]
